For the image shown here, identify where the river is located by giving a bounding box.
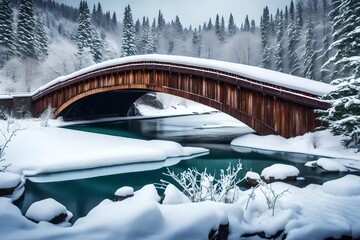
[17,113,353,221]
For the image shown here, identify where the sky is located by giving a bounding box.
[55,0,291,28]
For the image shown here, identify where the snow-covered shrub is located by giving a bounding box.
[160,161,243,203]
[246,179,289,216]
[309,132,320,149]
[40,105,55,127]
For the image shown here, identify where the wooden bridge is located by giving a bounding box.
[31,55,332,138]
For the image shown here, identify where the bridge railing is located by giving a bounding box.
[32,60,329,110]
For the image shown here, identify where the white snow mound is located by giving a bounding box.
[323,175,360,197]
[0,172,22,188]
[115,186,134,197]
[316,158,348,172]
[25,198,68,222]
[245,171,260,180]
[162,184,191,205]
[261,164,300,181]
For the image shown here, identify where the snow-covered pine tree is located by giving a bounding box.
[318,0,360,150]
[90,28,103,63]
[304,21,316,79]
[34,16,48,61]
[207,18,213,31]
[215,14,221,39]
[140,17,150,54]
[0,0,16,65]
[17,0,37,59]
[261,6,271,68]
[220,16,226,41]
[150,18,158,53]
[326,0,360,81]
[157,10,165,32]
[121,5,137,57]
[250,19,256,34]
[320,0,332,82]
[228,13,236,37]
[192,28,201,57]
[111,12,117,31]
[76,1,93,57]
[287,0,301,76]
[244,15,250,32]
[174,15,184,40]
[275,9,284,72]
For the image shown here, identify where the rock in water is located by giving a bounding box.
[114,186,134,201]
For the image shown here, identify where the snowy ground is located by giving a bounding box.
[1,175,360,239]
[1,96,359,239]
[1,118,208,182]
[231,131,360,170]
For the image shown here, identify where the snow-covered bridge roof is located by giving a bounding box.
[33,54,335,97]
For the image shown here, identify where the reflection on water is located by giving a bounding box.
[17,113,359,221]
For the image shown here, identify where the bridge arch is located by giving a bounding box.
[32,55,330,138]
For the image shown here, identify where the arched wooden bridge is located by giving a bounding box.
[32,55,332,138]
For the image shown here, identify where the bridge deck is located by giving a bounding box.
[32,54,334,99]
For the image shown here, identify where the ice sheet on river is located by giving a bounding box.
[5,126,208,180]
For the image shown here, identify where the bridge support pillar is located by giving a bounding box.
[0,95,32,118]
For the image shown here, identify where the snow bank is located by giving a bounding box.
[0,171,26,201]
[316,158,348,172]
[231,131,360,169]
[322,175,360,197]
[162,184,191,205]
[0,172,22,188]
[1,179,360,239]
[32,54,334,97]
[261,164,300,181]
[4,120,208,179]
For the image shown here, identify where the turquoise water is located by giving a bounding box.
[17,114,354,221]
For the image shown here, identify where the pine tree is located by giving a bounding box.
[320,0,332,82]
[261,6,271,68]
[146,18,157,54]
[250,19,256,33]
[192,28,201,57]
[284,5,289,27]
[318,0,360,150]
[141,17,150,54]
[296,2,303,29]
[244,15,250,32]
[111,12,117,31]
[287,0,301,76]
[207,18,213,31]
[174,15,184,39]
[228,13,236,37]
[157,10,165,31]
[219,16,226,41]
[304,21,316,79]
[34,16,48,61]
[275,9,284,72]
[91,28,103,62]
[77,1,93,56]
[0,0,16,65]
[121,5,137,57]
[17,0,37,59]
[215,14,221,37]
[326,0,360,81]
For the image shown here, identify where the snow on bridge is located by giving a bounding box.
[33,54,335,97]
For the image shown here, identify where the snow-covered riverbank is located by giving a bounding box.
[231,130,360,170]
[1,176,360,240]
[1,118,208,182]
[0,112,359,239]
